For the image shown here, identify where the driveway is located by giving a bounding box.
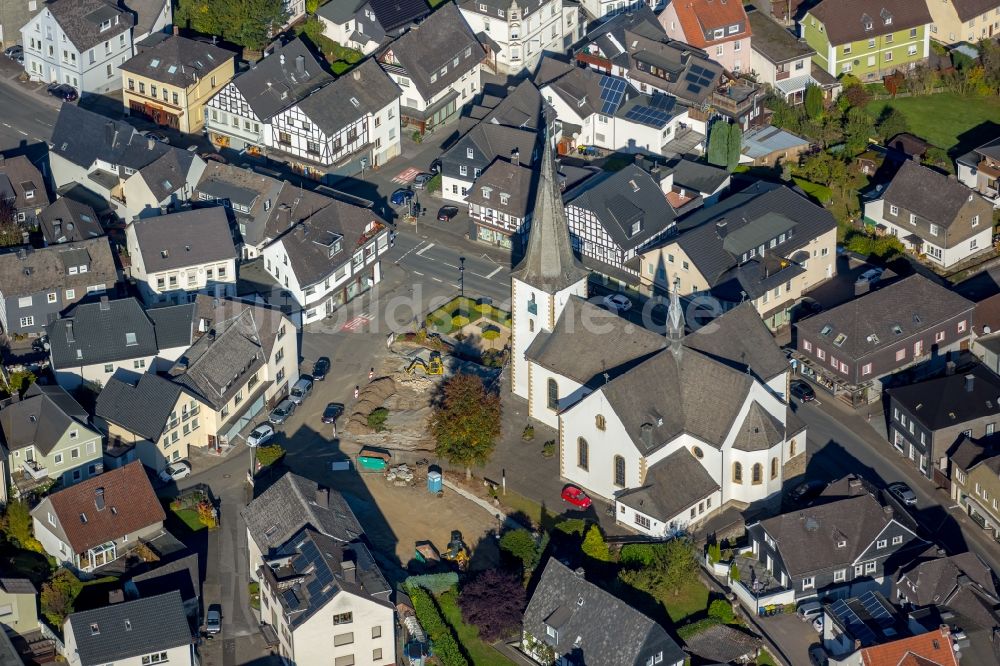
[758,613,822,666]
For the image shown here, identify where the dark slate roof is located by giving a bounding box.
[887,364,1000,431]
[38,198,104,244]
[136,148,197,203]
[297,59,401,135]
[795,274,973,362]
[580,5,665,69]
[121,35,233,88]
[683,623,763,664]
[317,0,368,24]
[808,0,932,45]
[0,578,36,595]
[732,402,785,451]
[368,0,431,32]
[897,550,999,612]
[147,303,196,350]
[0,384,92,455]
[48,297,157,368]
[126,0,169,37]
[525,295,666,385]
[96,372,190,441]
[523,559,685,666]
[47,0,133,52]
[624,31,723,107]
[665,158,729,195]
[379,3,481,100]
[511,133,589,292]
[617,448,718,521]
[443,122,539,180]
[684,302,790,382]
[568,164,679,252]
[536,63,603,118]
[130,552,201,605]
[51,105,175,170]
[949,436,1000,473]
[747,10,814,63]
[195,162,292,248]
[0,155,49,212]
[466,159,534,221]
[480,78,543,130]
[0,237,117,297]
[66,592,190,665]
[882,160,989,229]
[233,39,333,121]
[241,472,364,554]
[974,136,1000,161]
[130,207,237,273]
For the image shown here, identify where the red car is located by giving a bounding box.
[561,485,592,509]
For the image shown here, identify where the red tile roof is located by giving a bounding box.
[672,0,750,48]
[44,461,165,554]
[860,627,959,666]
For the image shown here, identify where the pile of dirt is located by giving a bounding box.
[345,374,438,452]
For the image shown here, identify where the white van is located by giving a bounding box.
[289,377,313,405]
[797,601,823,622]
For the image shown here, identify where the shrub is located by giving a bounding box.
[367,407,389,432]
[405,572,459,594]
[41,569,82,626]
[196,500,217,528]
[708,599,735,624]
[730,562,741,582]
[255,444,285,468]
[406,586,468,666]
[581,524,612,562]
[452,315,470,328]
[707,543,721,564]
[677,617,721,640]
[522,425,535,441]
[459,569,527,642]
[500,529,539,569]
[620,543,658,567]
[844,230,905,261]
[541,440,555,457]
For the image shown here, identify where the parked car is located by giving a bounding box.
[268,399,296,425]
[789,479,826,505]
[561,485,592,509]
[413,172,435,189]
[797,297,823,317]
[289,377,313,405]
[159,461,192,483]
[808,645,828,666]
[13,53,23,65]
[246,424,274,447]
[797,601,823,622]
[790,380,816,402]
[4,45,23,58]
[322,402,344,424]
[602,294,633,312]
[206,605,222,634]
[437,205,459,222]
[856,267,884,286]
[46,83,78,102]
[312,357,331,381]
[812,616,824,633]
[429,158,442,174]
[391,188,414,206]
[887,481,918,506]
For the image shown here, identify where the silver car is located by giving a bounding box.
[412,172,435,189]
[268,399,296,425]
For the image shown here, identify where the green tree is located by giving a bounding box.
[306,0,321,13]
[176,0,287,51]
[660,538,698,596]
[581,524,612,562]
[41,569,81,626]
[1,499,41,551]
[708,599,735,624]
[843,107,875,156]
[876,106,909,141]
[255,444,286,468]
[725,122,743,172]
[804,84,824,120]
[430,373,501,479]
[707,120,729,167]
[499,529,538,569]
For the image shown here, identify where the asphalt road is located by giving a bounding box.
[0,78,57,151]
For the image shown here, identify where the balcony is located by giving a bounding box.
[22,460,49,481]
[182,406,200,421]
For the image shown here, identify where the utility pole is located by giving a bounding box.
[459,256,466,298]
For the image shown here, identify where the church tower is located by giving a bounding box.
[510,129,589,399]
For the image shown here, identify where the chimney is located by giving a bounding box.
[574,567,585,577]
[342,554,357,584]
[108,590,125,604]
[99,295,110,311]
[715,219,728,237]
[147,138,156,150]
[65,321,75,343]
[939,624,951,637]
[352,69,361,81]
[511,149,520,166]
[965,374,975,392]
[883,504,893,516]
[640,423,653,449]
[295,55,305,75]
[848,475,863,492]
[315,487,330,507]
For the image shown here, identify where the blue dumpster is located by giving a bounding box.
[427,471,442,493]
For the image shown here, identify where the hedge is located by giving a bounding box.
[405,572,460,595]
[677,617,721,640]
[406,586,468,666]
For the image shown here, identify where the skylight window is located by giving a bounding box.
[833,333,847,347]
[820,325,833,336]
[167,65,177,74]
[125,332,137,346]
[149,58,160,68]
[893,325,903,335]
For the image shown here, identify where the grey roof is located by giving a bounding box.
[683,623,763,663]
[232,39,333,122]
[0,384,91,455]
[125,0,169,37]
[147,303,196,350]
[0,155,49,212]
[46,0,133,52]
[38,198,103,244]
[622,31,723,106]
[665,158,729,195]
[523,559,685,666]
[96,372,190,441]
[317,0,368,24]
[130,552,200,604]
[194,162,292,248]
[580,5,665,70]
[48,297,157,368]
[136,149,198,203]
[379,3,481,100]
[568,164,679,252]
[882,160,990,230]
[466,159,534,220]
[0,578,36,595]
[617,448,718,521]
[886,363,1000,431]
[537,64,603,118]
[684,301,790,382]
[974,136,1000,161]
[808,0,932,45]
[66,592,190,666]
[525,295,666,385]
[796,274,973,362]
[742,125,810,159]
[121,35,233,88]
[0,237,117,298]
[480,78,543,130]
[747,10,814,63]
[732,402,785,451]
[368,0,431,31]
[241,472,364,554]
[129,207,237,273]
[297,59,401,135]
[511,133,589,292]
[897,550,998,612]
[51,105,178,171]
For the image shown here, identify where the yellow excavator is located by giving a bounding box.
[404,351,443,376]
[441,530,470,571]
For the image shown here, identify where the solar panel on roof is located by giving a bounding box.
[859,591,893,625]
[599,75,627,115]
[624,104,671,127]
[830,599,878,646]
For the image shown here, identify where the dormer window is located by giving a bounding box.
[728,24,739,34]
[631,220,642,236]
[500,193,509,205]
[545,625,557,640]
[713,28,724,39]
[100,19,111,32]
[467,147,474,159]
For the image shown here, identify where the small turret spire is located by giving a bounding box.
[668,276,684,359]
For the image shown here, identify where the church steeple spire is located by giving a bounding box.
[668,276,685,359]
[510,126,588,293]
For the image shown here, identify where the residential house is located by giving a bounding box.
[49,105,205,220]
[127,0,172,43]
[261,198,390,324]
[467,158,534,248]
[47,297,194,390]
[20,0,135,93]
[949,437,1000,539]
[741,124,811,166]
[31,461,166,572]
[63,592,194,666]
[864,160,994,268]
[956,136,1000,208]
[267,58,402,178]
[971,293,1000,373]
[164,295,299,445]
[458,0,581,75]
[819,590,903,656]
[895,548,1000,629]
[125,207,238,305]
[660,0,752,73]
[640,182,837,330]
[829,626,959,666]
[0,577,38,635]
[795,274,974,403]
[0,0,43,51]
[748,10,840,105]
[125,551,201,618]
[658,157,731,206]
[885,362,1000,480]
[0,237,118,336]
[683,623,764,664]
[0,382,103,498]
[204,39,333,155]
[744,487,924,605]
[38,198,104,245]
[440,122,538,203]
[802,0,932,80]
[121,34,234,134]
[376,3,483,133]
[317,0,430,56]
[753,0,806,25]
[926,0,1000,44]
[0,154,49,228]
[576,0,642,21]
[521,559,685,666]
[460,77,542,132]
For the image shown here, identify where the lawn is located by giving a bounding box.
[661,578,711,624]
[866,93,1000,154]
[437,591,515,666]
[171,508,205,532]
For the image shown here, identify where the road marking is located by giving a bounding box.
[440,262,457,269]
[416,242,435,256]
[2,123,9,127]
[412,271,424,276]
[485,266,503,279]
[431,277,443,282]
[17,130,27,136]
[392,167,420,184]
[341,314,374,331]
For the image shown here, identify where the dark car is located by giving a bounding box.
[145,131,169,144]
[47,83,78,102]
[790,380,816,402]
[789,479,826,505]
[437,205,459,222]
[4,45,23,58]
[391,188,414,206]
[200,152,227,163]
[322,402,344,424]
[312,357,331,381]
[429,158,442,174]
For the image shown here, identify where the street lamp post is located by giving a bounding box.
[459,256,466,298]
